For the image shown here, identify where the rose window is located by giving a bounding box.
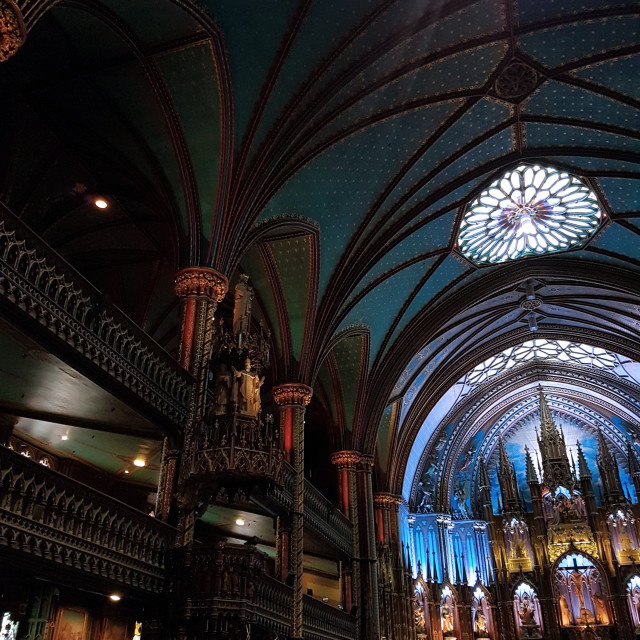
[457,164,603,265]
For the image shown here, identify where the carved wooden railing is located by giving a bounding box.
[192,413,283,486]
[303,475,353,557]
[0,204,191,428]
[176,543,292,637]
[0,445,175,593]
[272,464,353,556]
[302,594,357,640]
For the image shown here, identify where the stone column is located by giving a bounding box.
[331,450,362,617]
[358,454,381,639]
[273,383,312,639]
[159,268,227,531]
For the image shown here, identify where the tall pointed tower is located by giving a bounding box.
[596,429,625,505]
[536,387,573,492]
[497,436,521,513]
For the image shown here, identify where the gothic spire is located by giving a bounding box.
[596,429,625,505]
[576,441,591,479]
[525,445,539,484]
[536,387,573,491]
[497,436,521,512]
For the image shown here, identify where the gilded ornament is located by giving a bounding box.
[374,492,402,507]
[330,450,362,468]
[174,267,228,301]
[0,1,25,63]
[272,383,312,406]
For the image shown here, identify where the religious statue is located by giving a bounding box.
[442,601,454,634]
[474,609,488,634]
[233,274,253,344]
[511,528,528,559]
[619,529,636,552]
[519,600,536,626]
[213,362,232,414]
[559,594,572,626]
[232,358,265,416]
[592,594,609,624]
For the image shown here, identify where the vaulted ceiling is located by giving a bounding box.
[1,0,638,493]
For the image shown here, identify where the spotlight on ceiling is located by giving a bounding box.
[124,470,129,474]
[61,434,69,441]
[94,198,108,209]
[109,594,121,602]
[133,458,146,468]
[235,517,245,526]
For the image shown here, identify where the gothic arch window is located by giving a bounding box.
[514,582,543,639]
[554,553,610,627]
[457,164,603,265]
[627,575,640,630]
[415,526,427,579]
[428,526,440,582]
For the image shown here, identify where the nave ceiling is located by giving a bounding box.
[0,0,638,497]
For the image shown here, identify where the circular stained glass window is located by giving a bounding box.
[457,164,603,265]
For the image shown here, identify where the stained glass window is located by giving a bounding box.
[460,339,637,393]
[458,164,602,264]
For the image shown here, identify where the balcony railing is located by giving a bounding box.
[192,413,283,486]
[0,445,175,593]
[0,203,191,429]
[303,594,357,640]
[176,543,292,637]
[273,464,353,556]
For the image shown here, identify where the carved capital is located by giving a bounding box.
[272,383,312,406]
[373,492,403,508]
[331,450,362,469]
[174,267,228,301]
[358,454,375,470]
[0,1,25,63]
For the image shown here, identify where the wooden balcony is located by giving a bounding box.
[0,203,191,432]
[175,543,356,640]
[0,445,175,593]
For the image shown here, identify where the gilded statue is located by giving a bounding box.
[592,594,609,624]
[232,358,265,416]
[475,609,488,634]
[559,594,572,626]
[441,601,454,633]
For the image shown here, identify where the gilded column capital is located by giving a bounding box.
[272,383,313,407]
[0,1,25,63]
[174,267,228,301]
[331,450,362,469]
[373,492,403,508]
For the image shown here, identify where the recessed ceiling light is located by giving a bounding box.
[109,594,121,602]
[124,470,129,474]
[133,458,145,467]
[94,198,108,209]
[235,517,245,526]
[61,434,69,441]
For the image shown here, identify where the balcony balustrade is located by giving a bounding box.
[192,413,283,487]
[303,594,358,640]
[0,445,175,593]
[0,203,191,430]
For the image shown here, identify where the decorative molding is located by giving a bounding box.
[373,492,403,508]
[0,1,25,62]
[174,267,228,301]
[330,450,362,469]
[272,383,313,406]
